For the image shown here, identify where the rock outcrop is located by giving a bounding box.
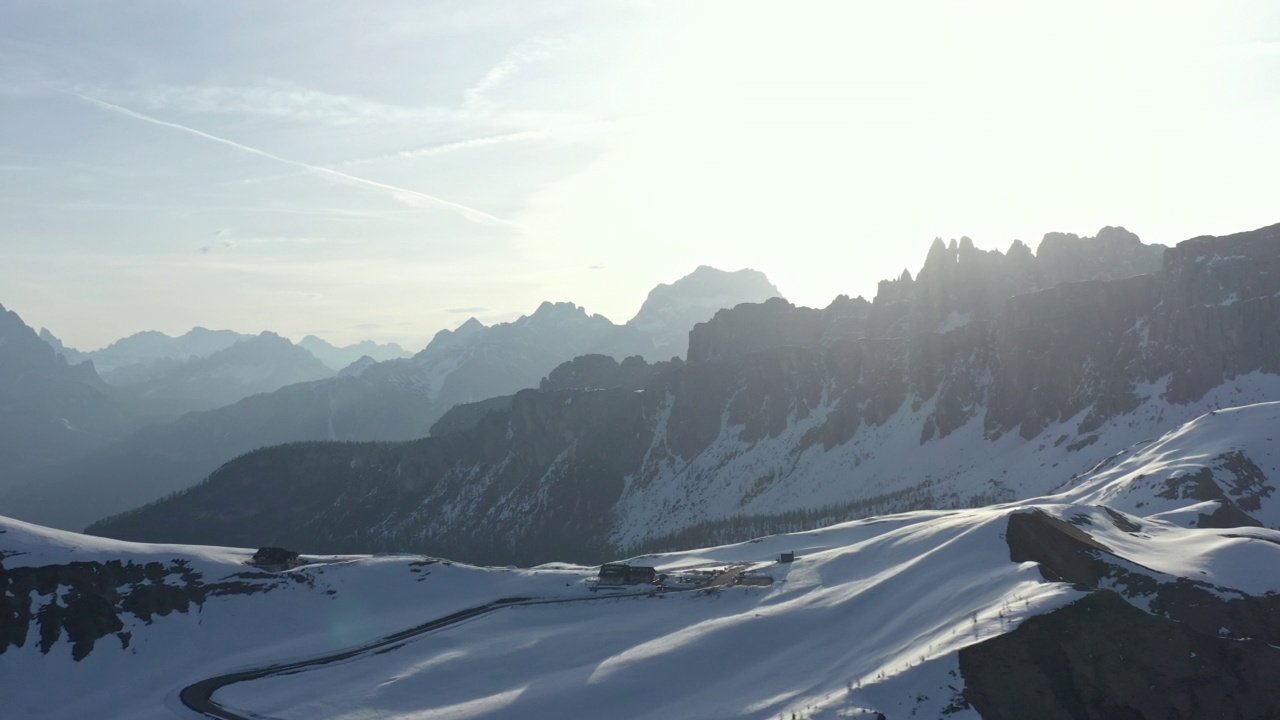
[960,590,1280,720]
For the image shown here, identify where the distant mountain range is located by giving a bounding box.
[297,335,411,370]
[2,266,780,530]
[98,332,336,410]
[86,223,1280,566]
[76,327,251,374]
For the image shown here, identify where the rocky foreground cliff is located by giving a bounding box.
[91,224,1280,565]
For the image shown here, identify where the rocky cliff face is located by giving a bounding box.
[89,224,1280,566]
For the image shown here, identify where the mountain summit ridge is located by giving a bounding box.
[87,223,1280,565]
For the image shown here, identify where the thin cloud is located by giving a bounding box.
[221,130,543,189]
[340,130,542,168]
[61,89,518,228]
[446,306,489,314]
[464,38,559,111]
[115,82,436,126]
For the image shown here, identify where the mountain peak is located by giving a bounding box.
[527,301,591,325]
[457,317,486,333]
[628,266,783,359]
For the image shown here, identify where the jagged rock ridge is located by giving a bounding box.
[90,224,1280,566]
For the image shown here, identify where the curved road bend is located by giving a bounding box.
[181,591,660,720]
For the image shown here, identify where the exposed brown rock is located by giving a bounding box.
[960,590,1280,720]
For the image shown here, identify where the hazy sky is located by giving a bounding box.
[2,1,1277,351]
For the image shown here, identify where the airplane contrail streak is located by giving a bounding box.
[60,89,518,228]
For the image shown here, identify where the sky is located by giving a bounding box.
[1,1,1277,351]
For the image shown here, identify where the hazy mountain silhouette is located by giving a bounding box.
[7,266,780,530]
[0,305,154,498]
[627,266,781,359]
[84,327,252,375]
[37,328,90,366]
[101,332,335,410]
[297,336,411,371]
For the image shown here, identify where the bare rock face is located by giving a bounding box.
[687,298,833,363]
[987,274,1161,439]
[960,591,1280,720]
[1148,224,1280,403]
[1162,223,1280,309]
[1036,225,1162,288]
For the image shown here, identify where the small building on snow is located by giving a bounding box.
[596,563,657,586]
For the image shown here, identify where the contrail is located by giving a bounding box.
[60,89,518,228]
[340,130,541,168]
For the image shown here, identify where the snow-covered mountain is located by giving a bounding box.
[91,223,1243,565]
[8,402,1280,718]
[297,335,411,371]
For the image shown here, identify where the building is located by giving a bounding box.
[250,547,302,571]
[596,563,658,586]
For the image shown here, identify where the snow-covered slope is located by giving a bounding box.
[9,403,1280,719]
[1057,400,1280,527]
[0,516,596,719]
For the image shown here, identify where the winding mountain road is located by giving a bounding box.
[179,590,657,719]
[179,562,760,719]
